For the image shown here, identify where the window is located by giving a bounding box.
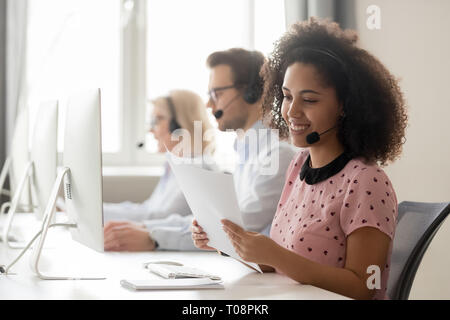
[26,0,122,154]
[143,0,285,171]
[25,0,285,169]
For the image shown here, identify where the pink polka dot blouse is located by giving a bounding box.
[270,150,398,300]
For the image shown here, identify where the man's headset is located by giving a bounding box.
[214,51,264,119]
[242,51,264,104]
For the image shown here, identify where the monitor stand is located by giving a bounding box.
[0,157,11,232]
[0,157,11,197]
[29,167,106,280]
[1,161,39,249]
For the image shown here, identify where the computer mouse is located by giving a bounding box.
[144,261,184,267]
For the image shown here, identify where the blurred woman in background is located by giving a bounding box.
[104,89,216,251]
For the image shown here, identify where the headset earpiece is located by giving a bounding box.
[166,96,181,133]
[243,82,262,104]
[242,52,263,104]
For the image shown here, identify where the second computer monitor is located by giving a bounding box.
[31,101,58,220]
[8,107,32,209]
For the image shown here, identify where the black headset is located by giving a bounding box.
[301,47,350,113]
[242,51,264,104]
[166,96,181,133]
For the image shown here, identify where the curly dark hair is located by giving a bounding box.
[261,18,408,166]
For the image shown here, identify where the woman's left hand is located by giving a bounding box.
[221,219,277,266]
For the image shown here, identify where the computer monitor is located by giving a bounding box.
[29,88,105,280]
[0,107,32,211]
[1,101,58,247]
[30,101,58,220]
[62,89,104,252]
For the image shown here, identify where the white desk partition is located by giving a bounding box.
[0,214,349,300]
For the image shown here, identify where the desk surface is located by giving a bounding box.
[0,214,349,300]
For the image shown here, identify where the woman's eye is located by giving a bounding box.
[304,99,317,103]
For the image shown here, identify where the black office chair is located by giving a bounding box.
[387,201,450,300]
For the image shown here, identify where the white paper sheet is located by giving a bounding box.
[167,154,262,273]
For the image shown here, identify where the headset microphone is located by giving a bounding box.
[213,94,241,119]
[306,126,337,144]
[213,109,224,119]
[214,94,241,119]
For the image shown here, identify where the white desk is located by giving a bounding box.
[0,214,349,300]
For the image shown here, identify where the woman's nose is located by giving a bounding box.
[287,98,304,118]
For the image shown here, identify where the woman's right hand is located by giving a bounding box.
[190,219,215,251]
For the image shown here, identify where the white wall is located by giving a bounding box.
[409,215,450,299]
[349,0,450,299]
[351,0,450,203]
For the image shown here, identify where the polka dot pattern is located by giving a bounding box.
[270,150,398,300]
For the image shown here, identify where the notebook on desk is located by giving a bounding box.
[144,262,222,280]
[120,278,224,291]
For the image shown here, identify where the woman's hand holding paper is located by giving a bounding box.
[221,219,278,267]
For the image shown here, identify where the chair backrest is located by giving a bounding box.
[387,201,450,300]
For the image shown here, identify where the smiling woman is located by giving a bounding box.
[216,17,409,300]
[281,62,344,155]
[262,18,408,166]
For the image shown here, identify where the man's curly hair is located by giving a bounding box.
[261,18,408,166]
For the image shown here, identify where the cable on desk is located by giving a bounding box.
[0,222,77,275]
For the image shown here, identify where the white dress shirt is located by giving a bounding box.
[103,163,189,222]
[133,120,297,251]
[232,120,297,235]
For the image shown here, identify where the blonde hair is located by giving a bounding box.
[151,89,215,156]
